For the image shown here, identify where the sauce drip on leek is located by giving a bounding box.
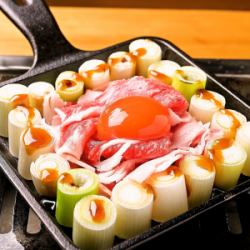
[109,53,136,65]
[23,127,52,155]
[131,47,147,57]
[82,63,109,80]
[195,156,215,172]
[196,89,223,108]
[40,168,59,183]
[220,109,241,138]
[89,199,105,223]
[210,138,234,163]
[10,94,29,108]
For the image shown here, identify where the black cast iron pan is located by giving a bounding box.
[0,0,250,249]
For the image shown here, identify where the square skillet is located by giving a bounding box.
[0,1,250,249]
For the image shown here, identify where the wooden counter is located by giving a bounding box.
[1,7,250,59]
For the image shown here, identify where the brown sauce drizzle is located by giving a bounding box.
[149,69,172,85]
[210,138,234,163]
[132,48,147,57]
[109,53,136,66]
[176,70,203,87]
[26,107,35,126]
[166,166,182,176]
[194,156,215,172]
[58,73,83,91]
[72,72,84,82]
[40,168,59,183]
[31,96,43,114]
[176,69,188,80]
[220,109,241,139]
[81,63,109,80]
[59,80,77,91]
[10,94,29,108]
[197,89,223,109]
[18,106,35,126]
[146,166,182,186]
[59,172,74,185]
[23,127,52,155]
[59,172,84,188]
[89,199,105,223]
[11,94,37,126]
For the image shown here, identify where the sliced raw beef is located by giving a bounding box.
[52,76,188,128]
[168,109,192,126]
[95,140,137,172]
[125,149,188,183]
[53,104,103,126]
[84,135,172,164]
[56,118,97,159]
[77,89,103,107]
[51,76,194,185]
[171,119,206,149]
[98,159,140,186]
[95,76,188,115]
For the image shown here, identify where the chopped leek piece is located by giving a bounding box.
[189,90,225,123]
[179,155,215,209]
[236,122,250,176]
[108,51,136,80]
[0,84,28,137]
[28,81,54,115]
[8,106,41,157]
[30,153,70,197]
[147,166,188,222]
[208,138,247,190]
[55,71,84,102]
[79,59,110,90]
[211,109,246,139]
[18,126,54,180]
[129,39,162,77]
[73,195,116,250]
[172,66,207,102]
[55,169,99,227]
[148,60,180,85]
[111,179,153,239]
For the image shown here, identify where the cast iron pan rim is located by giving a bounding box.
[1,1,250,249]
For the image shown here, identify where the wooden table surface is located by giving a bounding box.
[1,6,250,59]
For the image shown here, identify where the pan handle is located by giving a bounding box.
[0,0,80,68]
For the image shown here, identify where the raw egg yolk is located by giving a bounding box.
[97,96,171,140]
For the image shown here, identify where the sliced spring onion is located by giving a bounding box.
[55,71,84,102]
[211,109,246,139]
[30,153,70,197]
[235,122,250,176]
[18,126,54,180]
[146,166,188,222]
[111,179,153,239]
[78,59,110,90]
[189,90,225,123]
[28,81,54,115]
[8,106,41,157]
[148,60,180,85]
[172,66,207,102]
[0,84,28,137]
[55,169,99,227]
[208,138,247,190]
[129,39,162,77]
[73,195,116,250]
[108,51,136,80]
[179,155,215,209]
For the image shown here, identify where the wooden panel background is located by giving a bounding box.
[47,0,250,10]
[1,3,250,59]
